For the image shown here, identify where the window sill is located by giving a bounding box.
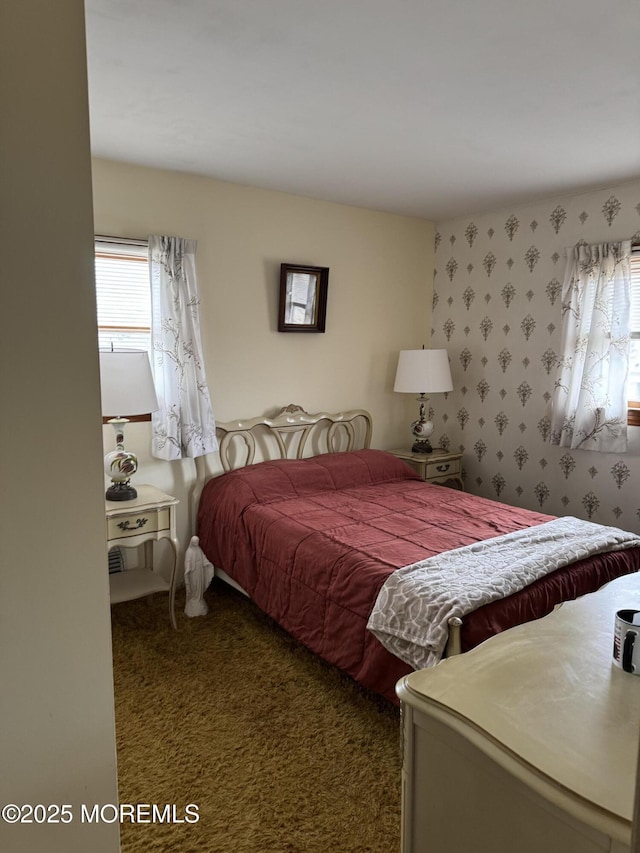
[102,414,152,425]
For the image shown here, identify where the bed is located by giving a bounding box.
[194,405,640,703]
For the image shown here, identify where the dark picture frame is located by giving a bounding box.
[278,263,329,333]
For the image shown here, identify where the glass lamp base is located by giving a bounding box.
[411,407,434,454]
[104,418,138,502]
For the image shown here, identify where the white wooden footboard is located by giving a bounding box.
[444,616,463,658]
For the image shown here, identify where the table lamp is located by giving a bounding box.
[394,348,453,453]
[99,350,159,501]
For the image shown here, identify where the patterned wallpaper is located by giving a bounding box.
[431,179,640,533]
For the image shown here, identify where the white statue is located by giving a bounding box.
[184,535,214,617]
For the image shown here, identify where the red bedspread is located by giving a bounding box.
[197,449,640,702]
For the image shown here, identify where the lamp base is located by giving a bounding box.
[106,481,138,502]
[411,438,433,454]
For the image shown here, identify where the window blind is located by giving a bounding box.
[95,240,151,354]
[630,251,640,339]
[628,250,640,405]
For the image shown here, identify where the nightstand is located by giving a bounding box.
[387,448,463,489]
[106,485,179,629]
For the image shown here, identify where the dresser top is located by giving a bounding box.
[399,572,640,832]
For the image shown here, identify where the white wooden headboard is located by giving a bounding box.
[191,403,372,534]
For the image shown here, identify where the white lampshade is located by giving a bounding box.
[394,349,453,394]
[99,350,159,417]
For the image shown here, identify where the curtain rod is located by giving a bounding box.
[95,234,147,246]
[97,234,638,249]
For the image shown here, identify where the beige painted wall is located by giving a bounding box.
[0,2,119,852]
[92,159,434,562]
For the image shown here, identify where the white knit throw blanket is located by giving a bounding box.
[367,517,640,671]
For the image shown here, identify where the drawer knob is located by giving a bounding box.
[436,464,450,472]
[117,517,148,531]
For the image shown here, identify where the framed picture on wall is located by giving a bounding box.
[278,263,329,332]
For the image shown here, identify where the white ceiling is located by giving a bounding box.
[85,0,640,222]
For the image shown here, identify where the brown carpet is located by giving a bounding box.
[111,580,401,853]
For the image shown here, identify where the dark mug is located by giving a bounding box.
[613,609,640,674]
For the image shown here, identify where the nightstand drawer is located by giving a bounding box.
[107,508,170,540]
[425,457,461,479]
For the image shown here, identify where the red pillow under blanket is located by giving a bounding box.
[197,449,640,703]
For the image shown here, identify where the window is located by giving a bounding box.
[95,238,152,423]
[629,248,640,426]
[95,238,151,354]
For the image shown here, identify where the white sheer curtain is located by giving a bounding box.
[550,240,632,452]
[149,235,218,460]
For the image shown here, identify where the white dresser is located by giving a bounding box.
[396,572,640,853]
